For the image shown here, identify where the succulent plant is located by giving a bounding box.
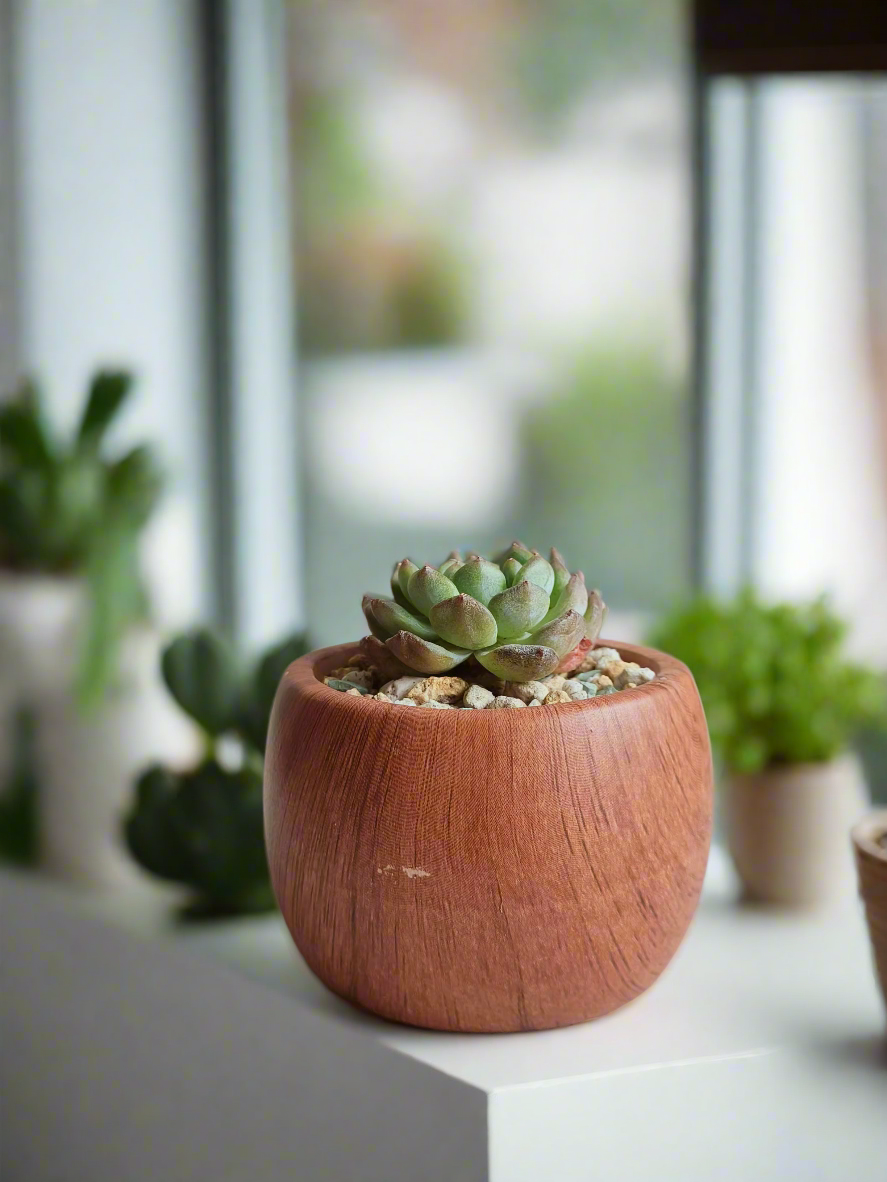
[362,543,606,682]
[124,627,308,916]
[0,371,163,703]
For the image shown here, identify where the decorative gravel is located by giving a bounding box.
[325,646,655,709]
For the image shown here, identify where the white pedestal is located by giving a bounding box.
[1,852,885,1181]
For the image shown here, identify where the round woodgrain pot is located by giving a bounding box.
[264,640,713,1033]
[852,811,887,1018]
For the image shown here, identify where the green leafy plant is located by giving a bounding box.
[650,591,887,774]
[362,543,606,682]
[125,629,308,917]
[0,372,163,703]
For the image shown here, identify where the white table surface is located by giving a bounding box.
[4,848,886,1181]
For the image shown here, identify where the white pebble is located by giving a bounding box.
[380,675,423,700]
[463,684,495,710]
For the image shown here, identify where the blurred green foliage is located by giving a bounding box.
[295,90,468,354]
[125,629,308,917]
[518,345,689,611]
[512,0,684,128]
[0,372,163,704]
[650,591,887,774]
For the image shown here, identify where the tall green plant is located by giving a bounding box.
[650,591,887,774]
[0,372,163,703]
[125,629,307,917]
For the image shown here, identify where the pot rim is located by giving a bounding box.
[279,637,691,720]
[852,810,887,862]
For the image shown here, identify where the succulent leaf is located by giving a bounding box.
[390,563,412,608]
[544,570,588,623]
[366,596,439,642]
[516,553,555,596]
[488,580,549,638]
[550,548,571,597]
[396,558,419,600]
[498,540,533,565]
[386,631,471,673]
[531,609,586,658]
[499,557,522,586]
[362,594,392,641]
[585,589,608,643]
[476,643,560,681]
[452,557,506,605]
[430,594,498,649]
[407,565,458,616]
[438,558,464,579]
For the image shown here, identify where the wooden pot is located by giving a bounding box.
[852,811,887,1017]
[265,640,713,1032]
[725,754,868,908]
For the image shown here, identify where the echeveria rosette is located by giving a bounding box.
[362,543,607,682]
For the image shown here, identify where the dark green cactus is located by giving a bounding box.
[125,761,272,917]
[125,627,308,916]
[363,543,606,682]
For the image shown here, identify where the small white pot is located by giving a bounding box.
[0,573,199,887]
[726,752,869,907]
[0,573,84,701]
[34,626,200,887]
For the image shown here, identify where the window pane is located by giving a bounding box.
[288,0,691,644]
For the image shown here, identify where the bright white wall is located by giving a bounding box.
[753,80,887,660]
[13,0,210,627]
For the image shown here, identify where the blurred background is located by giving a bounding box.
[2,0,887,870]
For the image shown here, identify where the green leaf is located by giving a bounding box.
[452,557,507,606]
[429,594,498,649]
[161,629,242,736]
[407,565,459,616]
[385,630,471,673]
[516,554,555,596]
[0,382,53,470]
[76,522,145,706]
[77,370,133,452]
[124,759,274,915]
[107,444,164,526]
[366,596,439,642]
[476,643,560,682]
[488,580,549,638]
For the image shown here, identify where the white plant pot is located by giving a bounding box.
[726,752,869,907]
[34,626,200,888]
[0,573,83,804]
[0,573,84,701]
[0,572,199,886]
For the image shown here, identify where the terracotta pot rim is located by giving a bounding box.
[281,637,689,718]
[852,810,887,862]
[729,752,858,780]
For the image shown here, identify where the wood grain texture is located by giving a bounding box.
[265,640,713,1033]
[852,812,887,1016]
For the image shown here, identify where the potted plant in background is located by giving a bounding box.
[125,628,307,918]
[264,543,713,1033]
[651,591,887,908]
[0,372,196,885]
[852,811,887,1018]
